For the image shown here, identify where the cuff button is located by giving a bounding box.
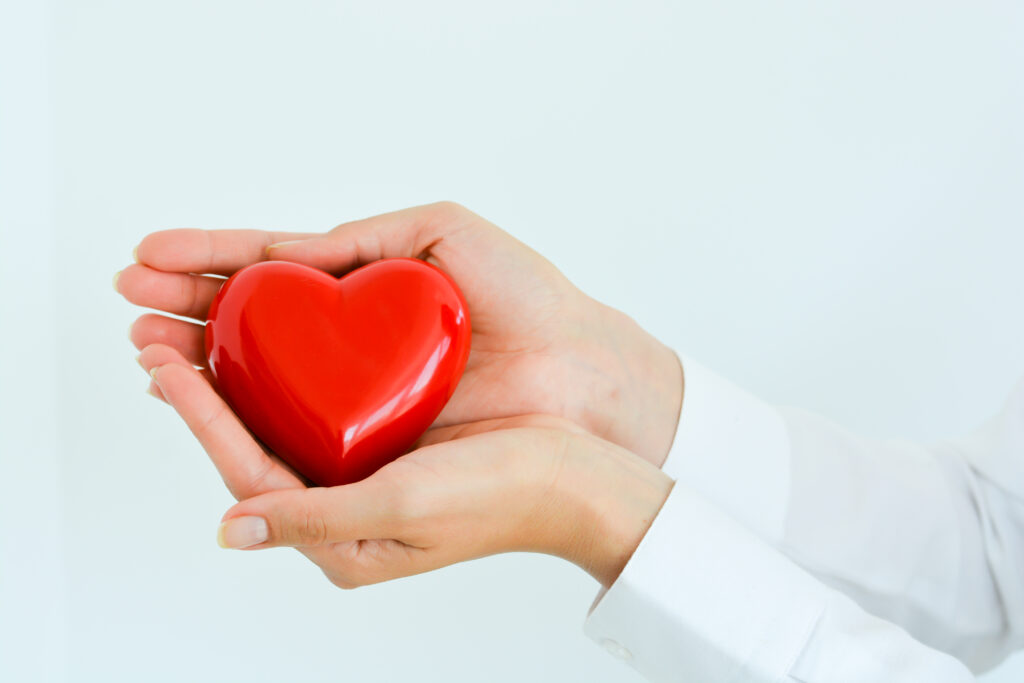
[600,638,633,661]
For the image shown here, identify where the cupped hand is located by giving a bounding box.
[116,202,682,467]
[140,344,672,588]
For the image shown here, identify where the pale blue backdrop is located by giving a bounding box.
[2,1,1022,681]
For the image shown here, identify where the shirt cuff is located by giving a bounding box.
[663,353,792,543]
[583,482,824,683]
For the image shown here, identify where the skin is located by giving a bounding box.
[118,201,682,587]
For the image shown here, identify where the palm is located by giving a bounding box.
[422,234,589,431]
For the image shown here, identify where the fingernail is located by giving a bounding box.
[135,354,143,369]
[146,384,163,401]
[132,246,139,263]
[265,239,303,255]
[113,270,122,292]
[149,366,159,381]
[128,320,135,343]
[217,516,269,549]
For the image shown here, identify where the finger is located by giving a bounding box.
[136,350,169,402]
[145,379,166,402]
[136,228,319,276]
[415,414,589,448]
[116,264,224,321]
[265,201,478,274]
[138,344,307,486]
[148,356,304,499]
[216,484,400,549]
[130,313,207,366]
[137,342,214,387]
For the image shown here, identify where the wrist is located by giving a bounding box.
[554,432,673,587]
[575,299,683,468]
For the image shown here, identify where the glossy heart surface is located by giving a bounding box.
[205,258,471,487]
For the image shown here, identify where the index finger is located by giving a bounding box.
[136,229,319,276]
[147,351,305,499]
[264,202,481,274]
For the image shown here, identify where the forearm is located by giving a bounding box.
[666,356,1024,671]
[776,407,1024,670]
[585,480,976,683]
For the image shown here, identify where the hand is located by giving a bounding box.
[116,202,683,467]
[141,348,673,588]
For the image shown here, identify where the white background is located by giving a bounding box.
[2,1,1023,681]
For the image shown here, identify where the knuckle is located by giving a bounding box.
[430,200,467,220]
[384,484,425,524]
[288,499,329,546]
[432,199,464,212]
[193,401,227,441]
[324,569,362,591]
[239,458,275,498]
[300,512,329,546]
[179,274,200,316]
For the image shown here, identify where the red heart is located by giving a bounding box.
[204,258,471,487]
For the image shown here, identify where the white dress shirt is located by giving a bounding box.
[585,355,1024,681]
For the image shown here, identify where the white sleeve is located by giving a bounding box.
[584,481,975,682]
[613,353,1024,675]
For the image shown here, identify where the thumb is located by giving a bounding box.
[216,482,400,549]
[264,201,474,274]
